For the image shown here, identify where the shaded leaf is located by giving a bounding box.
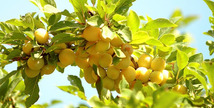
[67,75,84,93]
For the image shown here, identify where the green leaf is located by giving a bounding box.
[145,38,163,46]
[202,62,214,92]
[24,75,41,108]
[102,26,115,40]
[119,75,129,92]
[58,86,86,100]
[176,50,189,70]
[0,80,9,99]
[40,0,56,8]
[113,14,126,23]
[5,19,24,27]
[127,10,140,33]
[133,80,142,92]
[153,91,183,108]
[49,21,84,31]
[189,53,203,63]
[118,26,132,42]
[204,0,214,16]
[114,0,136,15]
[159,34,175,45]
[22,13,35,30]
[51,33,83,44]
[0,71,17,85]
[91,0,96,5]
[48,14,61,26]
[67,75,84,93]
[143,18,177,30]
[6,32,27,41]
[3,78,22,100]
[0,22,20,33]
[184,67,208,94]
[69,0,87,23]
[87,15,103,27]
[43,4,60,14]
[130,31,150,45]
[183,15,198,26]
[113,47,126,58]
[7,49,21,60]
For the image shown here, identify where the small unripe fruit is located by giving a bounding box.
[135,67,150,83]
[84,67,97,84]
[103,77,115,90]
[121,66,136,83]
[22,42,33,55]
[150,71,163,84]
[106,65,120,80]
[137,54,152,69]
[82,26,101,41]
[151,57,166,71]
[97,67,106,78]
[27,57,44,70]
[59,49,75,66]
[41,64,56,75]
[54,43,67,53]
[98,53,112,68]
[95,40,110,52]
[173,85,187,94]
[110,35,124,47]
[121,43,133,56]
[115,57,131,69]
[34,28,49,44]
[25,67,40,78]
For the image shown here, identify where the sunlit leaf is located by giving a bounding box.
[58,85,86,100]
[143,18,177,30]
[130,31,150,45]
[127,10,140,33]
[67,75,84,93]
[176,50,189,70]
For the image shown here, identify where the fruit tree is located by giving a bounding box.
[1,0,214,107]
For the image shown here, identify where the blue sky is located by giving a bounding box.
[1,0,214,107]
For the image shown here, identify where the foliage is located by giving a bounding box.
[0,0,214,108]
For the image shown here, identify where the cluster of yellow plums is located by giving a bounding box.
[22,28,56,78]
[22,26,187,94]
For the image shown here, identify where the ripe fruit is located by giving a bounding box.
[97,67,106,78]
[34,28,49,44]
[59,49,75,66]
[173,85,187,94]
[106,46,114,55]
[89,54,100,66]
[84,67,97,84]
[75,57,89,69]
[102,77,115,90]
[27,57,44,70]
[121,66,136,83]
[106,65,120,80]
[95,40,110,52]
[137,54,152,69]
[150,71,163,84]
[121,43,133,56]
[75,47,89,58]
[57,62,68,68]
[41,64,56,75]
[98,53,112,68]
[25,67,40,78]
[160,70,169,85]
[82,26,101,42]
[135,67,150,83]
[151,57,166,71]
[91,70,98,81]
[110,35,124,47]
[22,42,33,55]
[85,42,97,55]
[54,43,67,53]
[115,57,131,69]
